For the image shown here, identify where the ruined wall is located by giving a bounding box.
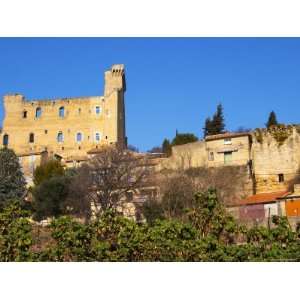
[158,141,207,170]
[0,64,126,161]
[251,126,300,193]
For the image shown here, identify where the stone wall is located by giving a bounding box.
[251,126,300,193]
[0,64,126,161]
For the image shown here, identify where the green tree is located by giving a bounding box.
[0,148,26,208]
[266,111,278,128]
[32,175,70,221]
[171,133,198,146]
[203,104,226,136]
[33,159,64,186]
[162,138,172,156]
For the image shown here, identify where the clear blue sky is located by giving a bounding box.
[1,38,300,151]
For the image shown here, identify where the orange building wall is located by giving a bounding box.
[286,200,300,217]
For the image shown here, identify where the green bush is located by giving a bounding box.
[2,191,300,262]
[33,160,64,186]
[32,175,71,221]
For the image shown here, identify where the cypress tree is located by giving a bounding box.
[203,104,226,137]
[266,111,278,128]
[162,139,172,157]
[0,148,26,208]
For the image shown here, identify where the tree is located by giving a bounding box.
[162,138,172,157]
[266,111,278,128]
[203,104,226,137]
[234,126,251,133]
[33,159,64,186]
[171,133,198,146]
[32,175,71,221]
[72,146,152,217]
[127,144,139,153]
[203,117,213,137]
[0,148,26,208]
[147,146,162,153]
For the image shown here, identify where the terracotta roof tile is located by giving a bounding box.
[239,191,290,206]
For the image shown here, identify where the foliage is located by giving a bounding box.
[2,192,300,262]
[268,124,293,146]
[33,159,64,186]
[71,146,152,217]
[0,202,33,261]
[254,128,264,144]
[162,138,172,156]
[147,146,162,153]
[171,133,198,146]
[141,199,165,225]
[203,104,225,137]
[127,144,139,153]
[266,111,278,128]
[255,125,293,146]
[32,175,71,221]
[0,148,26,208]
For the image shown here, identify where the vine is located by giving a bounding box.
[254,128,264,144]
[268,124,293,146]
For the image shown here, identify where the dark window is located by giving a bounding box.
[29,133,34,143]
[76,132,82,142]
[3,134,8,146]
[59,107,65,118]
[278,174,284,182]
[57,132,64,143]
[23,111,27,118]
[208,151,214,161]
[78,108,81,115]
[78,146,81,150]
[95,106,101,115]
[45,130,48,134]
[35,107,42,118]
[61,147,64,150]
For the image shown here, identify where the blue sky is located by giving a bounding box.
[1,38,300,151]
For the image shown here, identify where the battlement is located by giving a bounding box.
[3,94,25,103]
[1,64,127,164]
[111,64,125,75]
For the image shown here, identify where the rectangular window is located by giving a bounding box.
[224,152,232,164]
[224,138,232,145]
[278,173,284,182]
[95,106,101,115]
[95,132,101,142]
[208,151,214,161]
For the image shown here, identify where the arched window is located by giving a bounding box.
[35,107,42,118]
[59,107,65,118]
[95,132,101,142]
[29,133,34,143]
[3,134,9,146]
[95,106,101,115]
[57,132,64,143]
[76,132,82,142]
[23,111,27,118]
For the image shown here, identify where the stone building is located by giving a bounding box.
[0,64,126,180]
[158,125,300,195]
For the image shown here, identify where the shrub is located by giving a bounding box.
[33,159,64,186]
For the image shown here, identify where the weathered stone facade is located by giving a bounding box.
[158,126,300,195]
[0,64,126,179]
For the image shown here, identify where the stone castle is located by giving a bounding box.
[0,64,126,182]
[1,63,300,197]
